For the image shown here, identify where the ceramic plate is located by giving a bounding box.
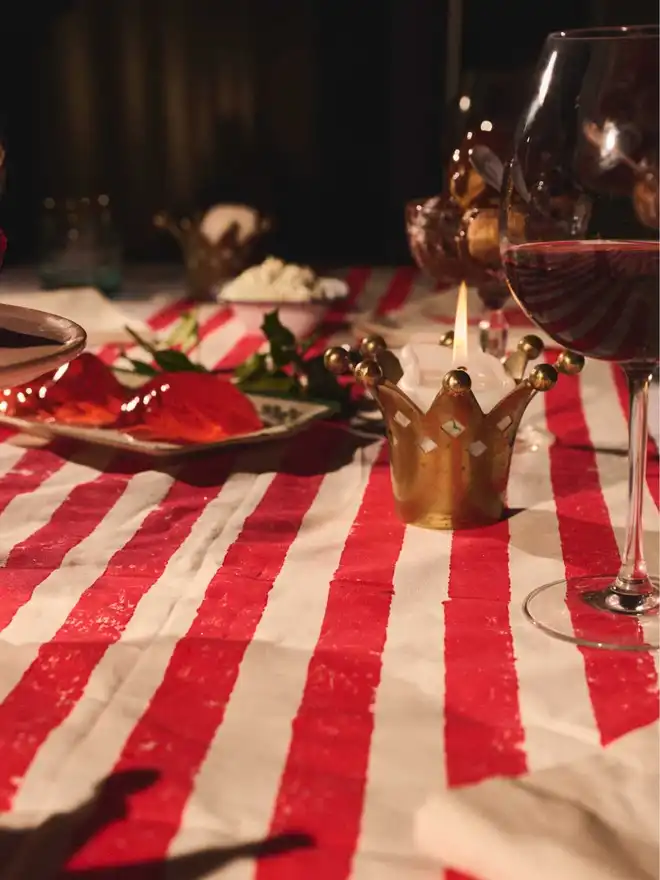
[0,303,86,387]
[0,395,333,458]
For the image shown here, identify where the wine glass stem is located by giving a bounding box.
[479,308,509,359]
[615,367,653,593]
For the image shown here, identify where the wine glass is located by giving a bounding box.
[500,25,659,651]
[405,189,512,355]
[405,195,468,291]
[405,73,530,353]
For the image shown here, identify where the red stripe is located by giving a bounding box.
[375,266,417,315]
[341,267,372,310]
[215,333,264,370]
[0,441,77,519]
[65,427,343,871]
[0,453,234,811]
[444,521,527,787]
[0,453,143,633]
[324,266,372,324]
[257,444,405,880]
[544,362,658,745]
[303,267,373,358]
[0,425,17,443]
[610,364,659,509]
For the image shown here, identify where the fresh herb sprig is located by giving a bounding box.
[234,312,350,411]
[115,312,206,378]
[114,309,351,412]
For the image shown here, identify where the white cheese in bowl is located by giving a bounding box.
[222,257,344,303]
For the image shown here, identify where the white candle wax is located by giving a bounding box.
[398,340,454,411]
[397,282,515,412]
[453,346,516,412]
[398,338,515,413]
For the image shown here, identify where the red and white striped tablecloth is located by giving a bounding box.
[0,267,657,879]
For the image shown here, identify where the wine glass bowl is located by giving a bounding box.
[405,195,468,288]
[406,117,524,359]
[500,25,660,650]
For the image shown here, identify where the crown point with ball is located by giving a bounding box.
[323,346,352,376]
[359,335,387,357]
[555,350,586,376]
[518,334,544,360]
[442,369,472,395]
[529,363,558,392]
[354,359,383,386]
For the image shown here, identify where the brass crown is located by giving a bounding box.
[325,334,585,530]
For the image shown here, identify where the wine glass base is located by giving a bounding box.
[523,575,659,651]
[514,424,550,453]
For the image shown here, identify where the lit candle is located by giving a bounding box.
[451,282,516,411]
[398,282,515,412]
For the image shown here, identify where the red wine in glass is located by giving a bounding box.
[502,240,659,364]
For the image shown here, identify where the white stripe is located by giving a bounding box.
[167,442,382,877]
[106,291,186,328]
[197,316,246,368]
[507,415,600,772]
[14,451,275,814]
[0,466,176,704]
[402,270,430,306]
[0,447,115,563]
[355,268,398,313]
[351,525,451,880]
[326,268,396,348]
[0,439,40,480]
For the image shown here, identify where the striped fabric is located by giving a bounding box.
[0,268,657,879]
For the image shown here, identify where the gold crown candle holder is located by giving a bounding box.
[154,205,271,300]
[325,335,584,530]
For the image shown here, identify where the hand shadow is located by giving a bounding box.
[0,769,313,879]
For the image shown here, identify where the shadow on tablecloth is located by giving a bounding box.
[13,423,380,485]
[0,769,312,879]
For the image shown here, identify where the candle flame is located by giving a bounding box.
[452,281,469,365]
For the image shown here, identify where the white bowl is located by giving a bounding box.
[218,277,349,339]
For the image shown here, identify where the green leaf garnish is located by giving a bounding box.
[234,353,269,382]
[125,326,160,357]
[118,354,159,377]
[153,348,207,373]
[163,310,199,353]
[262,311,296,349]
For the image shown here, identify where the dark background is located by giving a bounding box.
[0,0,657,268]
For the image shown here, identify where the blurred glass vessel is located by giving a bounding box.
[38,195,122,297]
[406,72,531,358]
